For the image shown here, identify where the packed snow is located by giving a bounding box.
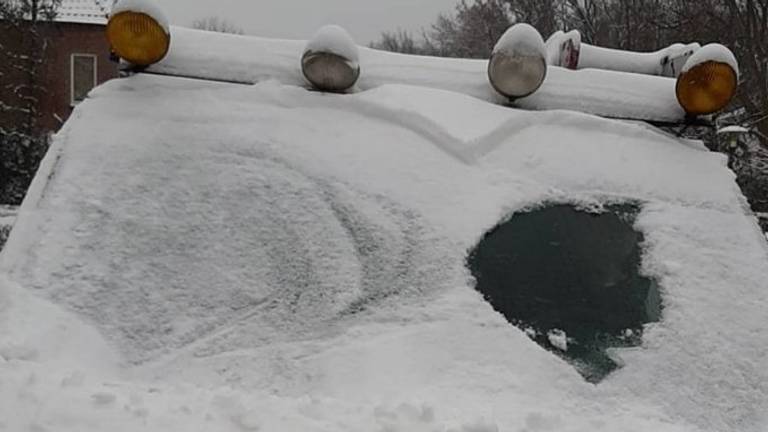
[0,71,767,432]
[682,44,740,77]
[492,23,546,58]
[148,26,686,122]
[110,0,170,33]
[304,25,359,66]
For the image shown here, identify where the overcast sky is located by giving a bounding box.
[153,0,458,44]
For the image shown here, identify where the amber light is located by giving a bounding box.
[676,61,737,116]
[107,11,170,66]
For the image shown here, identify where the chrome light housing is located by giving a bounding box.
[488,24,548,100]
[301,25,360,92]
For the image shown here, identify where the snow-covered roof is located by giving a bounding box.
[1,38,767,432]
[55,0,111,25]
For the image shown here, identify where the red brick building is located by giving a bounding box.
[1,0,119,133]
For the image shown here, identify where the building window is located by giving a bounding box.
[71,54,97,105]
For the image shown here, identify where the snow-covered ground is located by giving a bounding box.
[0,74,767,432]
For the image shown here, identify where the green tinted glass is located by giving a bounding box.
[468,204,661,383]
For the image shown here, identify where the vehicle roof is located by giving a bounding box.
[0,71,766,432]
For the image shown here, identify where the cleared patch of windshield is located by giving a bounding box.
[467,203,661,383]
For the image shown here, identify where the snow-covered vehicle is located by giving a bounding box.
[1,2,766,431]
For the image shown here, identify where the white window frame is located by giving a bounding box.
[70,53,98,106]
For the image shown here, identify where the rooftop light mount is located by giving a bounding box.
[104,6,741,128]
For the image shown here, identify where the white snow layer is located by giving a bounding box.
[579,43,701,76]
[304,25,359,65]
[492,23,546,58]
[682,43,740,77]
[147,26,686,122]
[547,329,568,352]
[717,125,751,134]
[545,30,581,66]
[110,0,170,33]
[1,75,767,432]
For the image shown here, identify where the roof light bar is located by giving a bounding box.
[107,0,170,67]
[118,24,739,123]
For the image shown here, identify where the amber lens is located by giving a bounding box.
[107,11,170,66]
[676,61,737,115]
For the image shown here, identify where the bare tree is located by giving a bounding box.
[425,0,512,58]
[0,0,61,204]
[370,29,438,55]
[192,16,244,35]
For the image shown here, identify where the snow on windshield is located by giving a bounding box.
[0,74,766,432]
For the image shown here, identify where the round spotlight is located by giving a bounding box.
[302,25,360,93]
[107,5,170,67]
[676,61,737,116]
[488,24,548,99]
[301,51,360,92]
[676,44,738,116]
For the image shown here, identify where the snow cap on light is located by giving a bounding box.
[682,43,739,77]
[488,23,548,99]
[302,25,360,92]
[493,23,547,58]
[110,0,170,34]
[304,25,360,67]
[107,0,170,66]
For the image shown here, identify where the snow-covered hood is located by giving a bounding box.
[0,74,766,432]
